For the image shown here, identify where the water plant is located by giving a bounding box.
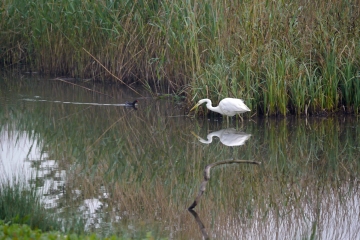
[0,220,160,240]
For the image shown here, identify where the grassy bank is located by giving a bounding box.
[1,0,359,115]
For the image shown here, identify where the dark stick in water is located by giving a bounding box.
[188,159,261,210]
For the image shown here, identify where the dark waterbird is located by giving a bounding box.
[125,100,138,107]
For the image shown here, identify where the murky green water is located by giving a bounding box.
[1,77,360,239]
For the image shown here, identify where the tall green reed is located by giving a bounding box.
[187,0,360,115]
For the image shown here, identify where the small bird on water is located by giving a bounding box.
[190,98,250,122]
[125,100,138,107]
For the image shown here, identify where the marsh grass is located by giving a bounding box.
[1,0,360,115]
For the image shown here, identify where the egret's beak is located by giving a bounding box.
[190,103,200,112]
[190,131,207,144]
[190,131,200,139]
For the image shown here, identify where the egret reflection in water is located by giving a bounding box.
[191,128,251,147]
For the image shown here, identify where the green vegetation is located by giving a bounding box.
[1,0,359,115]
[0,222,64,240]
[0,178,88,235]
[0,221,159,240]
[0,179,61,232]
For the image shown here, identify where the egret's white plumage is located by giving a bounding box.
[192,129,251,147]
[190,98,250,119]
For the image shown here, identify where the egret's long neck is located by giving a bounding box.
[206,102,221,114]
[200,132,219,144]
[199,136,212,144]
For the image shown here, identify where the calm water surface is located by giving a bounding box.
[1,77,359,239]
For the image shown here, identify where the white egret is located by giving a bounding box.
[190,98,250,122]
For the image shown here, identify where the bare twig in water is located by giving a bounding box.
[188,209,210,240]
[188,159,261,210]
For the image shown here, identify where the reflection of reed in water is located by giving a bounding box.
[188,159,261,239]
[191,128,251,147]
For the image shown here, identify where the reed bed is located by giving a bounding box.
[1,0,360,115]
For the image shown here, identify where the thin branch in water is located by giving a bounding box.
[188,159,261,210]
[188,209,210,240]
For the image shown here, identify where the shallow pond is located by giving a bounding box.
[1,77,360,239]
